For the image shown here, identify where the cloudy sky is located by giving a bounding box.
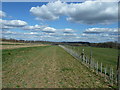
[1,0,119,43]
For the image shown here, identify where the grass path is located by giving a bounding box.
[2,46,110,88]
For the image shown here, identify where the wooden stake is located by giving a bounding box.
[111,68,113,86]
[86,57,87,64]
[101,63,102,74]
[90,48,92,65]
[104,67,107,80]
[96,62,98,74]
[117,55,120,89]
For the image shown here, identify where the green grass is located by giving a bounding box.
[61,67,73,72]
[67,46,118,70]
[2,45,110,88]
[2,46,49,64]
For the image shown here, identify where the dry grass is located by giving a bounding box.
[1,44,49,49]
[1,41,25,44]
[0,41,49,49]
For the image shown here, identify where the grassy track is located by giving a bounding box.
[2,46,110,88]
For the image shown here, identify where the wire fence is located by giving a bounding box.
[59,45,118,87]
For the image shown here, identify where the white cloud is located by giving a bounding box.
[84,28,117,34]
[42,27,56,33]
[24,32,39,35]
[94,0,119,2]
[30,1,67,20]
[23,25,35,30]
[2,30,17,34]
[80,29,118,42]
[4,20,27,27]
[63,28,74,33]
[0,11,6,18]
[0,19,5,24]
[2,27,118,42]
[62,33,77,40]
[0,25,14,29]
[23,24,45,30]
[0,19,27,29]
[66,1,118,24]
[30,1,118,24]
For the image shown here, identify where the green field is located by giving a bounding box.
[2,46,110,88]
[67,46,118,71]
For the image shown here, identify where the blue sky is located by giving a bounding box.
[1,1,118,42]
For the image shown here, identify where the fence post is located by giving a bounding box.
[96,62,98,74]
[110,67,111,83]
[111,68,113,86]
[94,61,96,71]
[90,60,92,68]
[84,56,86,64]
[104,66,107,81]
[109,67,113,86]
[101,62,103,74]
[81,49,84,62]
[86,57,88,64]
[117,55,120,89]
[77,48,79,54]
[92,60,95,71]
[89,48,92,65]
[87,57,89,65]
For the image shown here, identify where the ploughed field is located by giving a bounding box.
[2,46,110,88]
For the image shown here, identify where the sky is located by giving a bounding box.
[0,0,119,43]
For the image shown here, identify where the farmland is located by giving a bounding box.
[66,46,118,70]
[2,45,111,88]
[0,41,49,49]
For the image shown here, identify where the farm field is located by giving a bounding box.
[2,46,110,88]
[1,41,26,45]
[0,41,49,49]
[67,46,118,70]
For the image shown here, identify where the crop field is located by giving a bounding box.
[67,46,118,71]
[1,41,26,45]
[0,42,49,50]
[2,46,111,88]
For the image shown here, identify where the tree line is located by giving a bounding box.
[90,41,120,49]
